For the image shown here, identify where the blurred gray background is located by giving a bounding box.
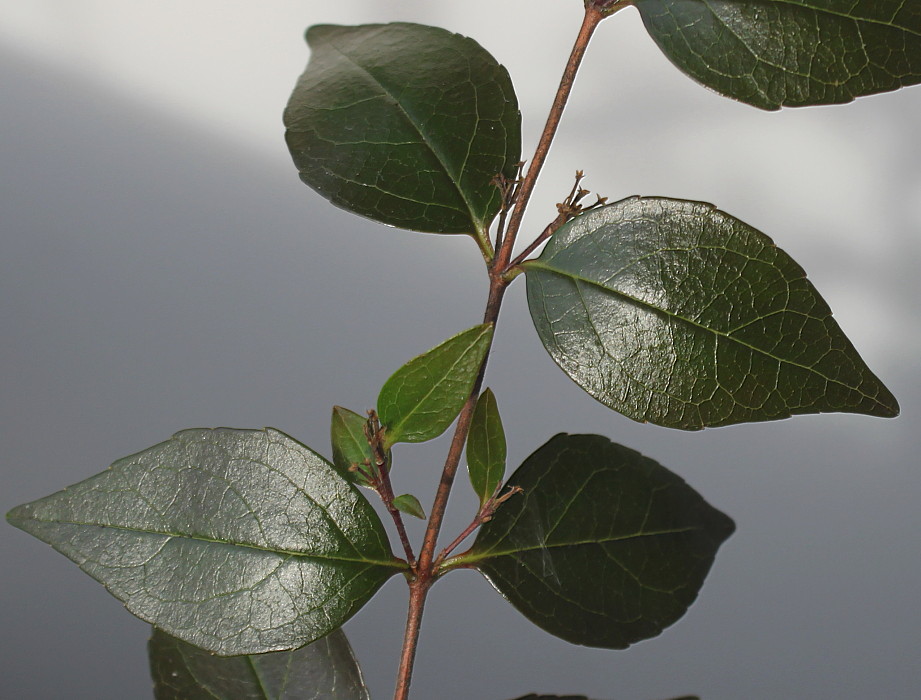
[2,2,919,698]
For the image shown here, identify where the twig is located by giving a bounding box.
[506,170,607,272]
[491,6,605,275]
[365,412,416,568]
[433,485,524,569]
[392,7,607,699]
[492,161,525,253]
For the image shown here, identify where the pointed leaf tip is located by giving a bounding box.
[392,494,426,520]
[9,428,403,655]
[525,197,899,430]
[378,324,494,446]
[467,387,507,506]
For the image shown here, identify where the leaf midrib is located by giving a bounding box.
[321,32,483,234]
[525,260,887,408]
[683,0,921,37]
[245,655,272,700]
[11,512,406,570]
[384,326,491,444]
[463,525,699,564]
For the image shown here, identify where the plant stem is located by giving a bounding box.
[393,577,428,700]
[494,5,604,274]
[506,212,568,272]
[434,513,483,568]
[377,467,417,567]
[391,8,604,698]
[392,275,506,700]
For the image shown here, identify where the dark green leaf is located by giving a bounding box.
[460,433,735,649]
[331,406,375,487]
[392,494,426,519]
[525,197,899,430]
[378,324,494,447]
[508,696,698,700]
[7,428,405,656]
[149,627,370,700]
[634,0,921,109]
[467,387,507,506]
[284,23,521,243]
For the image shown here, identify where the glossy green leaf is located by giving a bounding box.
[6,428,404,656]
[525,197,899,430]
[378,324,494,447]
[331,405,375,487]
[149,627,370,700]
[461,433,734,649]
[467,387,507,506]
[392,494,426,520]
[284,23,521,242]
[634,0,921,109]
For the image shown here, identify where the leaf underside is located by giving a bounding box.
[634,0,921,109]
[525,197,899,430]
[284,22,521,236]
[467,433,735,649]
[149,627,370,700]
[7,428,403,656]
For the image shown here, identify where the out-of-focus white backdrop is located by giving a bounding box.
[2,2,919,699]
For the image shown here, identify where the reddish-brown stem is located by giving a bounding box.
[434,485,524,569]
[392,8,605,699]
[392,274,507,700]
[506,216,565,272]
[494,5,604,275]
[376,467,416,567]
[394,579,428,700]
[366,413,417,567]
[434,512,484,568]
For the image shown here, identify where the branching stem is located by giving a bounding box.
[392,7,605,699]
[434,485,524,570]
[506,169,607,272]
[366,413,417,567]
[494,5,604,275]
[377,469,417,568]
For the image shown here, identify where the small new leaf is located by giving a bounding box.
[524,197,899,430]
[284,23,522,242]
[331,405,376,487]
[460,433,735,649]
[149,627,370,700]
[378,324,494,447]
[7,428,405,656]
[466,387,507,507]
[634,0,921,109]
[392,494,426,520]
